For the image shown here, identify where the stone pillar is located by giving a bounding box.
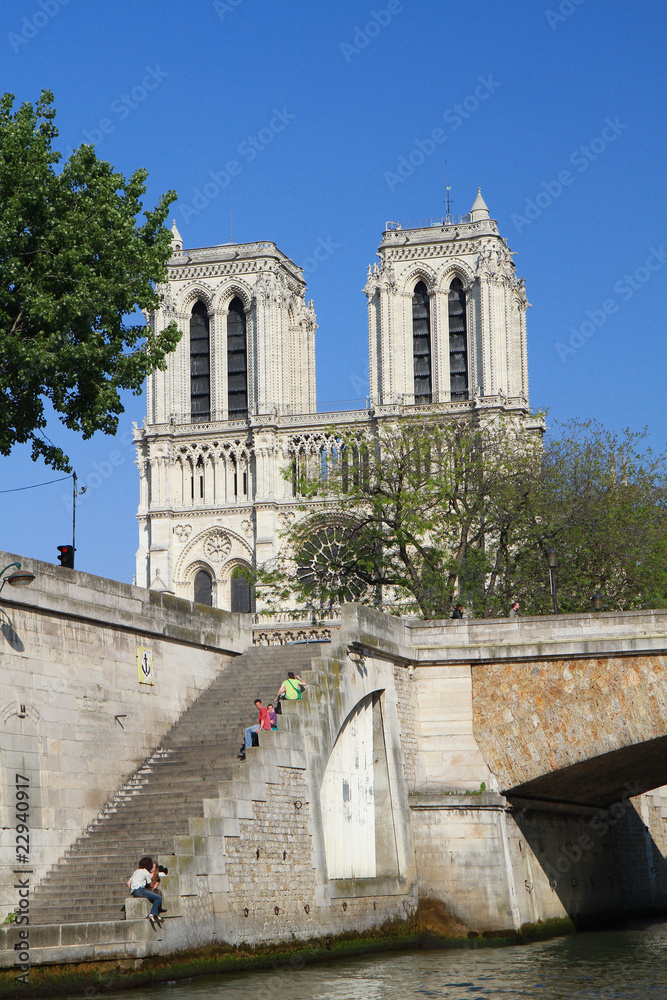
[432,289,448,403]
[243,303,254,416]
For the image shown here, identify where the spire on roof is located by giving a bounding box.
[469,188,490,222]
[170,219,183,251]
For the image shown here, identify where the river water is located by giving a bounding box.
[86,922,667,999]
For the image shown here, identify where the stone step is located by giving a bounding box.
[26,643,326,925]
[29,908,130,924]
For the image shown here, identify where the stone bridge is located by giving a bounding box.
[352,604,667,930]
[380,611,667,806]
[2,554,667,982]
[392,608,667,807]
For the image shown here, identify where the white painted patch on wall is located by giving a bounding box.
[321,693,377,878]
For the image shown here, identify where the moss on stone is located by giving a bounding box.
[0,916,576,998]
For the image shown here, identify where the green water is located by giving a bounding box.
[84,921,667,999]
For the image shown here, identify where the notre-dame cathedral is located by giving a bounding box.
[134,190,537,612]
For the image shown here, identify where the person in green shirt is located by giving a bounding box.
[277,671,306,702]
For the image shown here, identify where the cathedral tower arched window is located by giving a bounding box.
[194,569,213,606]
[448,278,469,401]
[231,566,255,613]
[412,281,431,404]
[190,301,210,422]
[227,297,248,419]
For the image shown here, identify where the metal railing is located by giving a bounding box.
[385,217,466,231]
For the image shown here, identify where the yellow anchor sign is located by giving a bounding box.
[136,646,155,685]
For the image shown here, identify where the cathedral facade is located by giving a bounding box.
[134,190,537,612]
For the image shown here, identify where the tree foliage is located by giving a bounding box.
[0,90,181,470]
[516,420,667,615]
[256,416,667,619]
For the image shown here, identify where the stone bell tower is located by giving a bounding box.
[134,226,319,610]
[364,189,530,411]
[135,196,538,616]
[145,223,317,425]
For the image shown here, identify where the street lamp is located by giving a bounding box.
[0,562,35,594]
[546,547,559,615]
[592,592,604,613]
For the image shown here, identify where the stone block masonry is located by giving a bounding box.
[198,640,420,950]
[5,591,667,981]
[0,549,249,917]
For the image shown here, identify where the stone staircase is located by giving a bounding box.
[28,643,327,926]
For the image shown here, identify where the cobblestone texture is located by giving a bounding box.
[472,654,667,800]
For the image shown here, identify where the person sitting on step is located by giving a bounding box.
[276,671,306,703]
[237,699,272,760]
[149,860,168,914]
[127,855,163,929]
[267,702,278,730]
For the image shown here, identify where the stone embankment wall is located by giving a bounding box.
[151,639,419,954]
[3,589,667,973]
[0,551,249,917]
[0,631,420,968]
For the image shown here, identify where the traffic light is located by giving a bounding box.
[57,545,74,569]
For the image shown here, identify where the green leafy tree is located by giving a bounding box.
[256,415,540,619]
[0,90,180,470]
[517,420,667,615]
[257,417,667,619]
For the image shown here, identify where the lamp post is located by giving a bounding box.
[546,547,559,615]
[0,562,36,595]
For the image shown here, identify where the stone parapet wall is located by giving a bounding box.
[407,608,667,663]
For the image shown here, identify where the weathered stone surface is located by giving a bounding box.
[0,549,249,917]
[5,597,667,970]
[472,654,667,805]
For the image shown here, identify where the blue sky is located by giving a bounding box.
[2,0,666,583]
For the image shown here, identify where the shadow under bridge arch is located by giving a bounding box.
[320,690,400,880]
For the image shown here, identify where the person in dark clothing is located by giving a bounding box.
[451,604,464,619]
